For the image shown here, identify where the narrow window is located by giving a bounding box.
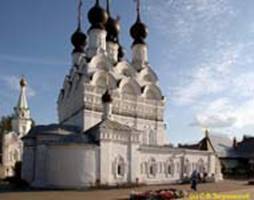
[117,165,121,176]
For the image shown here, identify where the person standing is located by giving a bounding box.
[190,170,198,191]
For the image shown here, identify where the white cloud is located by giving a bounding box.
[191,98,237,128]
[146,0,236,44]
[1,75,36,97]
[193,97,254,129]
[234,99,254,128]
[143,0,254,138]
[145,0,241,106]
[169,40,254,129]
[171,45,237,105]
[233,72,254,98]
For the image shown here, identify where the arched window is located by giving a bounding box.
[165,159,174,176]
[168,165,172,174]
[148,158,157,177]
[113,156,125,179]
[149,165,156,176]
[117,164,122,176]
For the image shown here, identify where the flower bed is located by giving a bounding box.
[130,188,186,200]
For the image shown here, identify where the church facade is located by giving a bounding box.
[21,0,222,188]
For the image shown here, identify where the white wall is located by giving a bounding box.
[46,144,98,188]
[138,149,217,185]
[100,141,129,185]
[21,146,34,183]
[139,152,181,184]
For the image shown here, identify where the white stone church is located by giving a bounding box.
[21,0,222,188]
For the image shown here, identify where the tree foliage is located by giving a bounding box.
[0,115,13,135]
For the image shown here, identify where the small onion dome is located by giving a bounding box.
[130,19,148,46]
[88,1,108,30]
[71,27,87,53]
[118,45,124,61]
[102,89,113,103]
[106,17,120,43]
[20,78,27,87]
[106,15,120,43]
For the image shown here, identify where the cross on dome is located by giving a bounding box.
[130,0,148,46]
[71,0,87,53]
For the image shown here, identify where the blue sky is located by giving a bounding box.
[1,0,254,145]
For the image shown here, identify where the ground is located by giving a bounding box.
[0,180,253,200]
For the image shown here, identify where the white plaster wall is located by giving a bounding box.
[59,80,167,144]
[137,150,217,185]
[21,146,34,183]
[209,154,216,175]
[138,152,181,184]
[100,141,129,185]
[129,143,140,183]
[33,145,47,187]
[46,145,98,188]
[183,152,210,177]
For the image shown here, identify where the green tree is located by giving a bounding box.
[0,115,13,135]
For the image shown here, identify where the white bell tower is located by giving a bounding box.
[11,77,32,138]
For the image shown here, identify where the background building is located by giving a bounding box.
[179,130,254,178]
[0,78,32,178]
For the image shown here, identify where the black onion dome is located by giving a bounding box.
[130,19,148,45]
[106,17,120,43]
[88,1,108,30]
[71,28,87,53]
[102,89,113,103]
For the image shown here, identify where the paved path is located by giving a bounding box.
[0,180,253,200]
